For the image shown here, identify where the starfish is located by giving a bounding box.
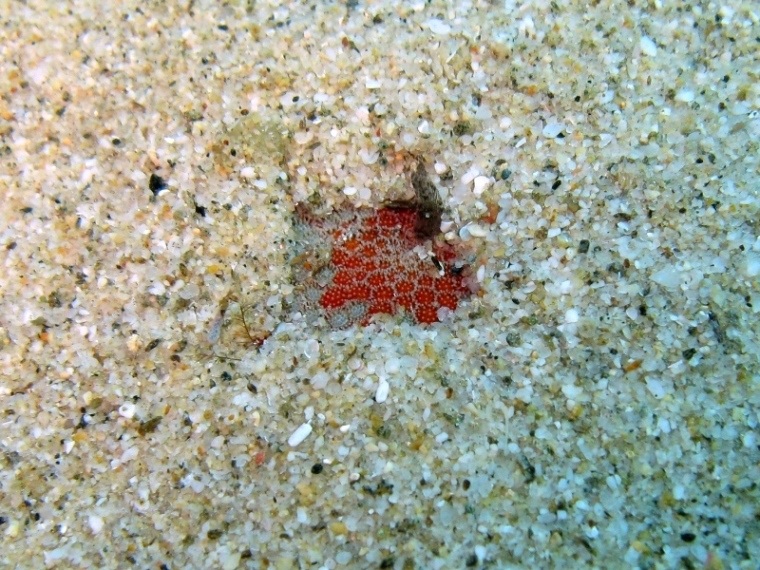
[291,203,474,327]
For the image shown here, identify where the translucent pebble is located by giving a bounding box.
[562,384,582,399]
[426,19,451,35]
[222,553,241,570]
[303,339,320,359]
[639,36,657,56]
[88,515,104,534]
[542,122,564,138]
[148,282,166,295]
[179,283,199,300]
[645,377,666,399]
[384,358,400,374]
[121,446,138,462]
[288,423,313,447]
[359,148,378,164]
[118,402,136,419]
[294,131,313,145]
[743,254,760,277]
[475,105,492,120]
[472,176,492,196]
[556,232,572,247]
[355,106,369,123]
[437,306,454,321]
[624,547,640,565]
[461,168,479,185]
[651,266,681,288]
[467,223,488,237]
[675,89,695,103]
[312,372,329,390]
[375,379,390,403]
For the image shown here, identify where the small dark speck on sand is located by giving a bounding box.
[149,174,168,196]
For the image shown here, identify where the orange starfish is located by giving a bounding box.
[292,204,473,327]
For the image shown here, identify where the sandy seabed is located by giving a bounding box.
[1,1,758,568]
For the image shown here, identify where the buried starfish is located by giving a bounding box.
[290,160,477,328]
